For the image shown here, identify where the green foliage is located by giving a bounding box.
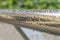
[0,0,60,9]
[37,3,47,9]
[24,0,34,9]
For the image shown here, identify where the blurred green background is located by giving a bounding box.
[0,0,60,9]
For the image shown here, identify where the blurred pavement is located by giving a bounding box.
[0,22,25,40]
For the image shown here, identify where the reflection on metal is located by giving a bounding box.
[0,12,60,35]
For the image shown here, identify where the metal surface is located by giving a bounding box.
[0,10,60,35]
[0,13,60,35]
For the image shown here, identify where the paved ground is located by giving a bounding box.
[0,22,25,40]
[42,32,60,40]
[0,22,60,40]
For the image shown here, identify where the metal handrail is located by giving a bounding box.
[0,12,60,35]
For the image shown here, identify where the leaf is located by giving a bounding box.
[56,4,60,8]
[37,3,47,9]
[47,5,56,9]
[24,1,33,6]
[1,1,8,6]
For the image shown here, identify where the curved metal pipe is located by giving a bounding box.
[0,14,60,35]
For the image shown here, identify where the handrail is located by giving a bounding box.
[0,13,60,35]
